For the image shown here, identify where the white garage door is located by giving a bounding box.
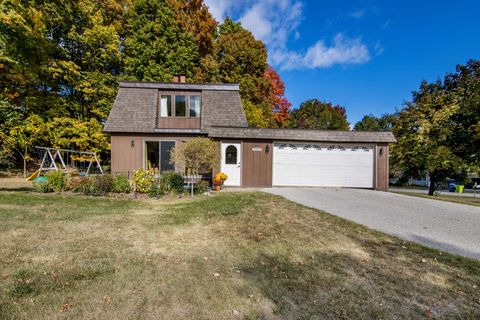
[273,143,374,188]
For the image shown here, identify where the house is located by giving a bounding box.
[104,78,396,190]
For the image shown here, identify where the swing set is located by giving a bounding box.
[26,146,103,181]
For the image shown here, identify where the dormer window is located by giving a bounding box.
[175,95,186,117]
[189,95,200,117]
[158,92,200,118]
[160,95,172,117]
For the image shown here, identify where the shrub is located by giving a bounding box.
[32,180,50,193]
[90,174,113,196]
[46,170,67,192]
[112,174,131,193]
[133,169,154,193]
[160,171,184,194]
[148,179,164,198]
[66,176,92,194]
[194,180,210,194]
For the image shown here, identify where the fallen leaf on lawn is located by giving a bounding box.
[213,272,220,277]
[232,309,240,316]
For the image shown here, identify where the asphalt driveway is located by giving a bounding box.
[264,187,480,260]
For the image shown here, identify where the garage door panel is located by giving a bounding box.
[273,143,374,188]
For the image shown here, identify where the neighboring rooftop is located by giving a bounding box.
[208,126,397,143]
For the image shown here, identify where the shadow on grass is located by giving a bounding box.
[239,251,480,319]
[0,187,32,192]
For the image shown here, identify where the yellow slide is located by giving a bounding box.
[26,169,41,182]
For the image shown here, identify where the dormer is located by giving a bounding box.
[104,78,248,134]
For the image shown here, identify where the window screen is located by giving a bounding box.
[175,95,186,117]
[189,96,201,117]
[160,95,171,117]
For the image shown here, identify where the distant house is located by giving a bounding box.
[104,77,396,190]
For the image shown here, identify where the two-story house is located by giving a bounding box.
[104,77,396,190]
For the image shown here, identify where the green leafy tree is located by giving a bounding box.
[45,117,110,154]
[9,115,45,177]
[288,99,350,130]
[444,60,480,165]
[215,18,273,127]
[123,0,199,81]
[354,113,397,131]
[391,81,466,195]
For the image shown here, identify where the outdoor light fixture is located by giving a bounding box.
[265,145,270,153]
[379,147,384,156]
[131,139,135,148]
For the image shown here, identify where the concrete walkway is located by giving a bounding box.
[264,187,480,260]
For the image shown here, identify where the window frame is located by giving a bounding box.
[143,139,177,176]
[157,91,201,119]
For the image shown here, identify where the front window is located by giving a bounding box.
[160,95,171,117]
[175,95,186,117]
[189,95,201,117]
[145,141,176,174]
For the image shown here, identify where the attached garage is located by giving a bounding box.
[272,143,374,188]
[208,127,396,191]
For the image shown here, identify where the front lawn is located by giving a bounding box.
[1,191,479,319]
[396,191,480,207]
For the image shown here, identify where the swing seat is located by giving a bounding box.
[26,169,41,182]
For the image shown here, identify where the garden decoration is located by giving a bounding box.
[213,172,228,191]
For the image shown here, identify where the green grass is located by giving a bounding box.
[0,190,479,319]
[396,191,480,207]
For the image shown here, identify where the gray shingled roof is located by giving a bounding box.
[104,87,157,133]
[104,81,247,132]
[208,126,397,143]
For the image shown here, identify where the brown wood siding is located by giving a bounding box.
[242,140,273,187]
[110,133,201,176]
[375,144,389,191]
[157,117,201,129]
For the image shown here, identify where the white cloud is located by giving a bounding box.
[203,0,238,22]
[204,1,372,71]
[279,34,370,70]
[350,9,366,19]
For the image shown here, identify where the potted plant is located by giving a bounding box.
[213,172,228,191]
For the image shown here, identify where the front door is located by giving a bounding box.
[221,142,241,186]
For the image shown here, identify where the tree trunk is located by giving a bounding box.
[428,173,436,196]
[23,158,27,178]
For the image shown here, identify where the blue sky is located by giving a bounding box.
[204,0,480,125]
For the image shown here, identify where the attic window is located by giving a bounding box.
[189,95,200,117]
[160,95,172,117]
[175,95,186,117]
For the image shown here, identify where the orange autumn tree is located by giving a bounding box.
[264,66,292,127]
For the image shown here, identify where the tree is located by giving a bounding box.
[215,18,273,127]
[444,60,480,165]
[45,117,110,154]
[289,99,350,130]
[391,80,465,195]
[9,115,45,177]
[167,0,218,82]
[123,0,199,81]
[354,113,396,131]
[264,66,291,127]
[170,137,219,196]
